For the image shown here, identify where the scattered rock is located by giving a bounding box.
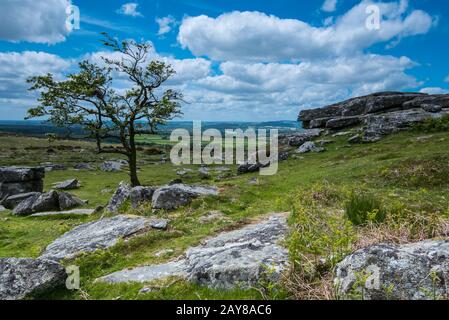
[237,151,289,174]
[100,160,128,172]
[0,258,66,300]
[40,215,166,262]
[198,167,211,179]
[0,205,5,212]
[334,239,449,300]
[12,191,84,216]
[130,186,155,209]
[248,178,259,185]
[99,214,289,289]
[1,192,41,210]
[30,209,96,217]
[152,184,219,210]
[74,163,95,170]
[53,179,80,190]
[297,141,325,154]
[0,167,44,200]
[42,163,66,172]
[106,182,132,213]
[176,169,193,176]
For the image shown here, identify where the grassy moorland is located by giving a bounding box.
[1,127,449,300]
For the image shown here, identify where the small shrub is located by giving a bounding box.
[345,193,386,226]
[413,114,449,133]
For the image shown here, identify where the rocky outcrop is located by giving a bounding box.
[334,239,449,300]
[99,214,289,289]
[0,167,44,201]
[12,191,84,216]
[279,129,322,147]
[0,258,66,300]
[152,184,219,210]
[106,182,132,213]
[40,215,168,262]
[298,92,449,140]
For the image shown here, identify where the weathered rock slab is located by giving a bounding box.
[0,167,44,200]
[53,179,80,190]
[1,192,41,210]
[13,191,84,216]
[152,184,219,210]
[0,258,66,300]
[297,141,325,154]
[100,160,128,172]
[106,182,132,212]
[40,215,168,262]
[99,214,289,289]
[130,186,155,209]
[334,239,449,300]
[30,209,96,217]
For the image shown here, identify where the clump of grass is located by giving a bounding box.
[413,114,449,133]
[286,183,355,300]
[345,193,386,226]
[379,155,449,188]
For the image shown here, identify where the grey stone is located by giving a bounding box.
[0,258,66,300]
[74,163,94,170]
[198,167,211,178]
[53,179,80,190]
[30,209,96,217]
[99,214,289,289]
[43,164,66,172]
[0,205,5,212]
[98,260,188,284]
[334,239,449,300]
[1,192,41,210]
[280,129,322,147]
[421,104,442,113]
[0,167,45,183]
[106,182,132,212]
[152,184,219,210]
[100,160,128,172]
[12,191,84,216]
[130,186,155,209]
[237,151,289,174]
[0,167,44,200]
[297,141,325,154]
[326,116,362,129]
[40,215,165,262]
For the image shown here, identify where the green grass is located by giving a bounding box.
[1,129,449,300]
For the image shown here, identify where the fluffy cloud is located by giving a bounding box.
[116,3,143,17]
[0,0,72,44]
[322,0,338,12]
[156,16,178,36]
[419,87,449,94]
[178,1,433,62]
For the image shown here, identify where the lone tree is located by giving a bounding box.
[27,34,183,186]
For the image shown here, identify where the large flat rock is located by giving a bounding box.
[99,214,289,289]
[0,258,66,300]
[40,215,169,262]
[0,167,45,183]
[335,239,449,300]
[152,184,219,210]
[30,209,96,217]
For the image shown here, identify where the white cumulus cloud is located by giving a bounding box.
[178,1,433,62]
[156,16,178,36]
[0,0,72,44]
[322,0,338,12]
[116,3,143,17]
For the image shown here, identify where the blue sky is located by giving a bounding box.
[0,0,448,121]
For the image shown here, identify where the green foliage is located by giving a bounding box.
[379,155,449,188]
[414,114,449,133]
[345,193,386,226]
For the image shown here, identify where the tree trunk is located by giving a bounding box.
[128,152,140,187]
[128,125,141,187]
